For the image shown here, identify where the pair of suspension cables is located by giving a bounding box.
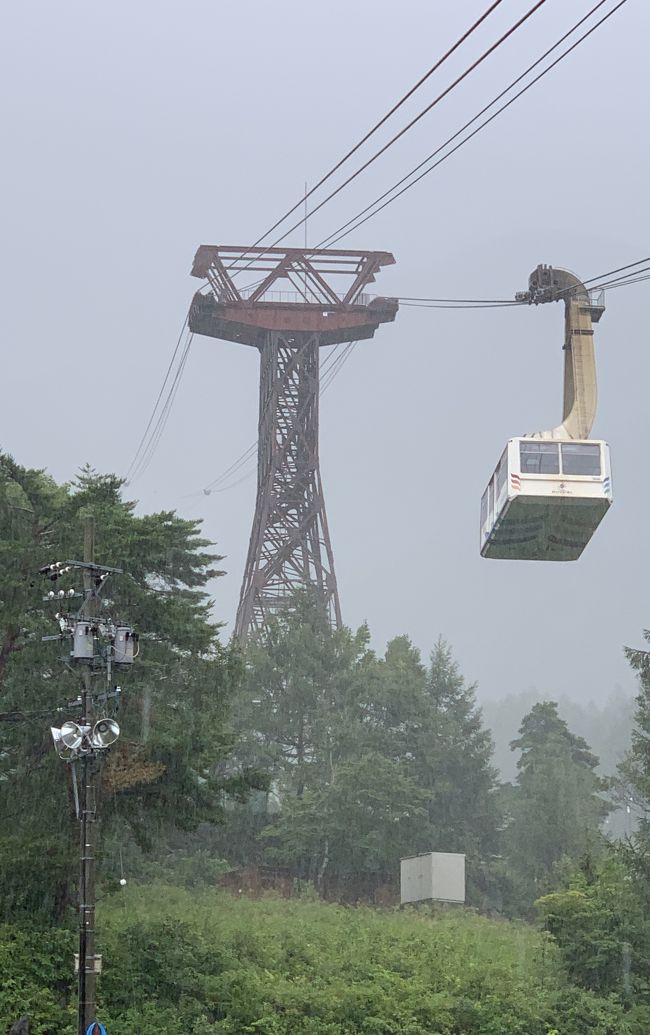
[125,0,632,489]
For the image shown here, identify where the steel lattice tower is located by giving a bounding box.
[189,245,398,639]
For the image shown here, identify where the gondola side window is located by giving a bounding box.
[560,443,601,476]
[488,479,494,519]
[519,441,560,475]
[481,490,488,528]
[496,450,507,498]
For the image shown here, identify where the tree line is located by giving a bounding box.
[2,452,650,1020]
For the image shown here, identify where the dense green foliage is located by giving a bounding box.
[0,455,261,923]
[5,452,650,1033]
[537,854,650,1001]
[0,923,75,1031]
[499,701,610,912]
[483,688,635,785]
[226,597,500,902]
[97,887,635,1033]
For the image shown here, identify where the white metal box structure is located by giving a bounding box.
[400,852,466,905]
[480,438,612,562]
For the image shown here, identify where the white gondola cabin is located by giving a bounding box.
[480,438,612,561]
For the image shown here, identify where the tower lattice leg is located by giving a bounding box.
[234,331,341,638]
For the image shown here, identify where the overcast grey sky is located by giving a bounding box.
[1,0,647,703]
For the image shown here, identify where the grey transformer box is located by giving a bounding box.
[400,852,466,905]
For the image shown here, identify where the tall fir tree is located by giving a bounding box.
[504,701,609,912]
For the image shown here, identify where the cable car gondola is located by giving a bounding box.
[481,265,612,562]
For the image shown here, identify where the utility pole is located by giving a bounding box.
[78,515,98,1035]
[43,521,137,1035]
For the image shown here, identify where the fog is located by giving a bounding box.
[2,0,647,703]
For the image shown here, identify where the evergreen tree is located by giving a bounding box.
[504,701,609,911]
[620,636,650,829]
[0,455,257,921]
[417,639,500,859]
[226,614,501,901]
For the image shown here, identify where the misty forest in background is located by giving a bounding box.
[3,453,650,1033]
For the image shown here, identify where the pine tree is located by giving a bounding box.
[0,455,256,921]
[504,701,609,911]
[395,638,501,905]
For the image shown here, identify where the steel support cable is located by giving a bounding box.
[396,271,650,311]
[164,0,631,497]
[227,0,549,281]
[321,0,629,248]
[224,0,506,274]
[125,313,189,482]
[589,266,650,290]
[195,256,650,496]
[190,259,650,499]
[395,258,650,306]
[399,296,519,303]
[128,332,192,483]
[137,333,193,475]
[583,257,650,286]
[319,0,612,250]
[400,300,522,309]
[128,331,194,483]
[600,273,650,290]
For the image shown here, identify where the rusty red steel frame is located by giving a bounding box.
[189,245,398,639]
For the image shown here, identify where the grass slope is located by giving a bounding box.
[87,885,631,1035]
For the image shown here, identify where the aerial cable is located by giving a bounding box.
[192,251,649,497]
[129,332,192,483]
[583,258,649,287]
[399,296,519,304]
[321,0,629,248]
[591,267,650,290]
[225,0,507,273]
[400,301,523,309]
[135,332,193,481]
[125,313,189,483]
[396,258,650,307]
[128,331,193,484]
[318,0,613,249]
[240,0,548,262]
[600,273,650,291]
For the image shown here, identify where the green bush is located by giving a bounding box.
[95,885,630,1035]
[1,887,635,1034]
[0,923,75,1034]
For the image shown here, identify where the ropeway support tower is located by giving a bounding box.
[189,245,398,639]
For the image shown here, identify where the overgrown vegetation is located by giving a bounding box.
[4,453,650,1032]
[5,884,633,1035]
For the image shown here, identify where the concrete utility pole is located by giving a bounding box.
[44,521,136,1035]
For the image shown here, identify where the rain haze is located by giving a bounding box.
[2,0,647,705]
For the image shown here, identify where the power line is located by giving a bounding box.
[321,0,629,248]
[228,0,507,266]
